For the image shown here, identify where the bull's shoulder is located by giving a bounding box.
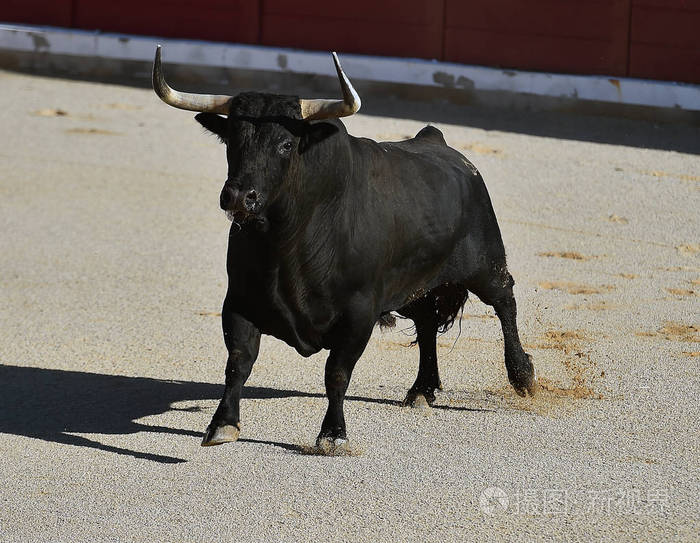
[413,125,446,145]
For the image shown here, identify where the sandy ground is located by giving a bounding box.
[0,69,698,542]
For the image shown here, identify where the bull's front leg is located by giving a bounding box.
[201,302,261,446]
[317,312,375,451]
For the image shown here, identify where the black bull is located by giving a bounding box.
[153,49,537,449]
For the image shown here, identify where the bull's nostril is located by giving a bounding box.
[220,187,233,209]
[245,190,257,202]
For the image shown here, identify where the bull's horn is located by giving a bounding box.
[152,45,232,114]
[299,52,361,120]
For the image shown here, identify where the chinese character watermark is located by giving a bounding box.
[477,486,669,516]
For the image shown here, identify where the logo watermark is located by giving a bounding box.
[479,487,510,516]
[477,486,669,516]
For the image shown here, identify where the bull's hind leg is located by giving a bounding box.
[469,270,537,397]
[398,295,442,407]
[201,302,261,446]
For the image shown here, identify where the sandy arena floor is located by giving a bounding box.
[0,69,698,542]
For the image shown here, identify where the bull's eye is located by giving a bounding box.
[278,140,293,155]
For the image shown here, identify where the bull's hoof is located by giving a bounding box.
[510,357,538,398]
[201,423,240,447]
[402,389,435,408]
[315,436,349,455]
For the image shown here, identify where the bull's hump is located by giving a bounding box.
[414,125,446,145]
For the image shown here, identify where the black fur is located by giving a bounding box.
[184,91,537,447]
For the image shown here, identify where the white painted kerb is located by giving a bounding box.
[2,23,699,111]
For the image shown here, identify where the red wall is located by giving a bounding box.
[444,0,630,76]
[261,1,444,60]
[2,0,699,84]
[3,0,72,28]
[72,0,259,45]
[629,0,700,82]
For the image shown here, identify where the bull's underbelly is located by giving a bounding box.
[235,243,461,352]
[239,306,324,357]
[229,276,331,357]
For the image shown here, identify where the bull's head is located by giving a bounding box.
[152,46,360,225]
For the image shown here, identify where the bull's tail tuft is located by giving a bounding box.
[433,282,469,334]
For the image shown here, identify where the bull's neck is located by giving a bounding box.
[265,132,358,248]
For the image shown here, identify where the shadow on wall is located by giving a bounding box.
[361,91,700,156]
[0,365,492,464]
[2,55,699,155]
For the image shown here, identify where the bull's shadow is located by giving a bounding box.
[0,364,489,464]
[0,364,223,464]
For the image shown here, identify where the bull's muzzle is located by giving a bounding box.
[220,186,260,214]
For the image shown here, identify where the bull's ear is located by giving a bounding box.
[195,113,227,143]
[299,122,338,154]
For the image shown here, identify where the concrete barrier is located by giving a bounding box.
[2,23,699,118]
